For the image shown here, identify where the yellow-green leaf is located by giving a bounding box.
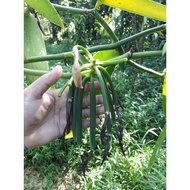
[25,0,64,28]
[93,50,120,75]
[162,69,166,117]
[93,49,119,61]
[65,130,73,139]
[162,69,166,97]
[95,0,166,22]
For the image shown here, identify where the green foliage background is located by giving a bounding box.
[24,0,166,189]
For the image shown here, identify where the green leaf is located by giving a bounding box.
[147,124,166,174]
[95,0,166,22]
[24,9,49,84]
[25,0,64,28]
[93,49,119,61]
[93,50,120,75]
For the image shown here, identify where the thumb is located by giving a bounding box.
[25,65,62,99]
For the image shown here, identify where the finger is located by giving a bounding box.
[25,66,62,100]
[82,118,101,128]
[82,105,105,118]
[82,95,103,108]
[83,81,101,92]
[95,105,105,115]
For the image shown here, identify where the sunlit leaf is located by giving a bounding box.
[95,0,166,22]
[93,50,119,75]
[93,49,119,61]
[25,0,64,28]
[162,69,166,117]
[65,130,73,139]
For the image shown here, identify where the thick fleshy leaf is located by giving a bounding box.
[24,9,49,84]
[93,49,119,61]
[25,0,64,28]
[162,69,166,117]
[93,49,119,75]
[95,0,166,22]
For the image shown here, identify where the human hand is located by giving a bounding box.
[24,66,104,149]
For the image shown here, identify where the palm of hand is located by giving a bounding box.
[24,88,68,148]
[24,66,104,149]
